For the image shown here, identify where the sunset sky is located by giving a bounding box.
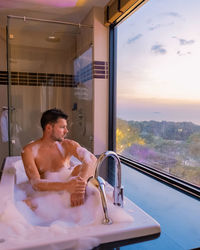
[116,0,200,124]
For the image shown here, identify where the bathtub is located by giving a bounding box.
[0,156,160,250]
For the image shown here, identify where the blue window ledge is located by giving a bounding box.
[97,163,200,249]
[119,164,200,250]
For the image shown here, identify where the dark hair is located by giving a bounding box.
[40,108,68,130]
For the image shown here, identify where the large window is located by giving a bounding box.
[116,0,200,187]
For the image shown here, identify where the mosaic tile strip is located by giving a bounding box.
[93,61,109,79]
[0,61,108,86]
[0,71,77,87]
[0,71,8,85]
[74,61,109,83]
[74,63,93,84]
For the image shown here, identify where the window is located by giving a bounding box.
[115,0,200,187]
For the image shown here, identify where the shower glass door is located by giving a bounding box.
[7,16,94,156]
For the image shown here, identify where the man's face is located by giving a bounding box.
[50,118,68,142]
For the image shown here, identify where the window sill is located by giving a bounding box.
[119,155,200,200]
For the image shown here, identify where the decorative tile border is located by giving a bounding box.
[0,71,8,85]
[0,61,109,86]
[0,71,77,87]
[93,61,109,79]
[74,63,93,84]
[75,61,109,83]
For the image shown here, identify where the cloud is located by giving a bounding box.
[149,22,174,31]
[127,34,143,44]
[172,36,195,45]
[149,24,161,31]
[151,44,167,55]
[163,12,182,18]
[179,39,194,45]
[177,50,191,56]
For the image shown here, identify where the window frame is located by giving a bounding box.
[108,3,200,200]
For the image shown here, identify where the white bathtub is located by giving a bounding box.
[0,156,160,250]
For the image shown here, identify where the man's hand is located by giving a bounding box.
[67,176,86,206]
[67,176,86,194]
[70,192,85,207]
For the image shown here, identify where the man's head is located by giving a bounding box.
[41,108,69,142]
[40,108,68,131]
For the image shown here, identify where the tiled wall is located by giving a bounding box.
[0,61,108,86]
[93,61,108,79]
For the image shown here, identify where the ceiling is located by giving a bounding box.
[0,0,109,24]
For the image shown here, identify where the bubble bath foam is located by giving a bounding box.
[0,156,160,250]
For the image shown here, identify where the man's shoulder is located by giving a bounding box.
[23,139,40,152]
[62,139,80,149]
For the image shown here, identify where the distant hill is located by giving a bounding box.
[117,118,200,186]
[128,120,200,141]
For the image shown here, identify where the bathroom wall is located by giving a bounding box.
[82,7,109,155]
[93,8,109,155]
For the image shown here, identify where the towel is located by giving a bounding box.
[0,110,8,142]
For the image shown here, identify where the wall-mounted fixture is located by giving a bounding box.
[46,34,60,42]
[9,34,15,39]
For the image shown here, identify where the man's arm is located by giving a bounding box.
[21,145,86,194]
[65,140,97,182]
[63,140,97,207]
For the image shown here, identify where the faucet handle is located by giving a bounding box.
[113,186,124,207]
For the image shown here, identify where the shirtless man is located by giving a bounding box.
[21,108,97,207]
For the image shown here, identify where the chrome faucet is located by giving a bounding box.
[89,151,124,225]
[89,175,112,225]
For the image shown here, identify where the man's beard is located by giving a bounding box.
[51,134,64,142]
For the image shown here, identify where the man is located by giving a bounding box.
[21,108,97,207]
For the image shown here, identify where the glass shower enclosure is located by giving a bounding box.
[7,16,94,156]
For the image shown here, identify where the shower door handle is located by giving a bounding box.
[2,106,8,111]
[2,106,15,111]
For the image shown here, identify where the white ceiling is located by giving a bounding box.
[0,0,109,24]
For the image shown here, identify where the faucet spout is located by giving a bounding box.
[95,151,124,207]
[89,151,124,225]
[90,176,112,225]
